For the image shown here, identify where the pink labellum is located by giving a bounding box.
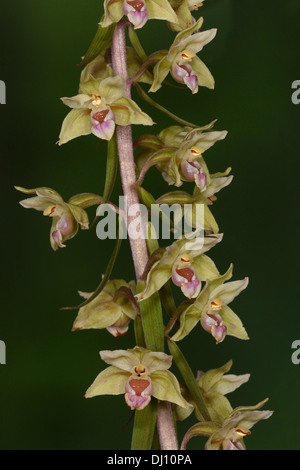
[125,375,153,411]
[123,0,148,28]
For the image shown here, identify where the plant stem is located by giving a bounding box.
[111,20,148,280]
[111,19,178,450]
[156,402,178,450]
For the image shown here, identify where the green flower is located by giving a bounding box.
[101,0,178,30]
[58,75,153,145]
[15,187,101,250]
[181,399,273,450]
[171,265,249,342]
[136,232,223,302]
[85,346,191,411]
[205,400,273,450]
[136,125,231,192]
[149,16,216,93]
[174,360,250,423]
[72,280,137,337]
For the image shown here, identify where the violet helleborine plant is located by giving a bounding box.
[15,1,273,450]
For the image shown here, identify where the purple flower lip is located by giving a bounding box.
[181,160,207,190]
[201,312,227,343]
[125,375,153,410]
[172,63,199,93]
[123,0,148,29]
[172,266,201,298]
[91,107,115,140]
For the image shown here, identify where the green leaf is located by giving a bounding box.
[139,284,165,352]
[79,19,115,67]
[131,400,157,450]
[167,339,211,421]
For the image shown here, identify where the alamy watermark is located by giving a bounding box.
[291,340,300,365]
[0,80,6,104]
[291,80,300,105]
[0,340,6,364]
[95,197,205,251]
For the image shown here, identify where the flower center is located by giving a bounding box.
[180,253,193,264]
[90,94,102,106]
[181,49,196,61]
[43,206,56,216]
[210,298,225,310]
[190,146,204,156]
[134,364,146,376]
[235,428,251,437]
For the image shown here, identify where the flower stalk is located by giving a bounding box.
[111,18,177,450]
[111,19,148,281]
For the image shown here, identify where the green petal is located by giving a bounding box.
[201,392,233,423]
[100,349,140,372]
[142,351,172,373]
[18,196,58,212]
[190,56,214,89]
[149,56,170,93]
[61,94,92,109]
[221,305,249,340]
[146,0,178,24]
[213,373,250,395]
[202,175,233,199]
[197,360,233,393]
[181,28,217,55]
[101,0,124,28]
[151,370,191,408]
[72,301,122,331]
[67,204,90,230]
[192,254,220,281]
[85,366,129,398]
[170,16,204,60]
[112,96,154,126]
[98,75,125,104]
[58,109,91,145]
[211,278,249,305]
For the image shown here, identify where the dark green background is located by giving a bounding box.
[1,0,299,450]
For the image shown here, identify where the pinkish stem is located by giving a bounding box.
[111,19,148,280]
[111,19,178,450]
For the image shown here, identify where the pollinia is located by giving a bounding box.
[16,1,273,450]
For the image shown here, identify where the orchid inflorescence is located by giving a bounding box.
[16,0,272,450]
